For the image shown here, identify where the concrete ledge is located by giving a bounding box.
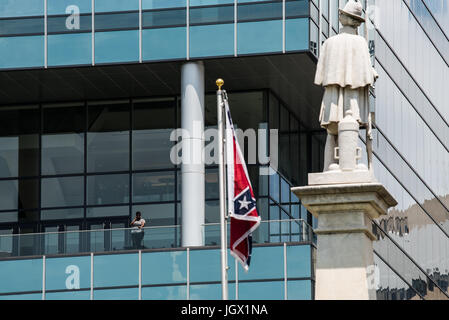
[308,170,375,185]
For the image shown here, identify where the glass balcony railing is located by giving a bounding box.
[0,219,312,259]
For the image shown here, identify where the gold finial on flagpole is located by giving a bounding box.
[216,78,224,90]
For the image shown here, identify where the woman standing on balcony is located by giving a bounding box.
[130,211,146,249]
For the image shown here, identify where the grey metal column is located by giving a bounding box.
[181,61,205,247]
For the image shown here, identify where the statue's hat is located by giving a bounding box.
[339,0,365,22]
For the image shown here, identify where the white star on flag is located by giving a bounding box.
[238,196,251,210]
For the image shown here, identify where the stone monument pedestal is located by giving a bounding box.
[292,177,397,300]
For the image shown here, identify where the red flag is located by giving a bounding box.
[224,94,261,271]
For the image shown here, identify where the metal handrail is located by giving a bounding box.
[0,219,310,239]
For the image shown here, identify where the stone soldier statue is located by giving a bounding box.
[314,0,378,172]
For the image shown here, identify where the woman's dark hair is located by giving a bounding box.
[136,211,142,216]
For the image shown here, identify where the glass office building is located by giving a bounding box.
[0,0,447,300]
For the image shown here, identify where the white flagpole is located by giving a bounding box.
[216,78,229,300]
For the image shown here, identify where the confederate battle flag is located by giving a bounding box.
[224,95,261,271]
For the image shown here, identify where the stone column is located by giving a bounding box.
[181,61,205,247]
[292,183,397,300]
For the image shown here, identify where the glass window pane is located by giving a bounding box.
[286,245,311,278]
[0,36,44,69]
[95,12,139,31]
[269,171,280,203]
[190,249,234,282]
[0,106,39,177]
[0,17,44,36]
[281,177,290,204]
[0,293,41,300]
[41,176,84,208]
[132,203,175,227]
[142,0,186,10]
[87,174,129,205]
[142,250,187,285]
[94,288,139,300]
[142,285,187,300]
[132,171,175,203]
[87,205,129,218]
[237,20,282,54]
[190,5,234,25]
[87,101,130,172]
[42,103,85,175]
[190,23,234,58]
[47,15,92,33]
[286,18,309,51]
[205,168,219,199]
[95,30,139,64]
[0,0,43,18]
[93,253,138,287]
[238,1,282,21]
[142,27,186,61]
[238,246,283,280]
[189,283,221,300]
[133,99,175,170]
[46,290,90,300]
[0,212,17,223]
[0,258,43,293]
[239,280,284,300]
[48,0,92,14]
[46,256,91,290]
[287,280,312,300]
[48,33,92,66]
[142,9,186,28]
[41,208,83,221]
[0,180,18,211]
[95,0,139,12]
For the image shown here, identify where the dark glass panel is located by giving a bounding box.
[0,105,39,178]
[142,9,187,28]
[133,99,175,170]
[41,176,84,208]
[47,14,92,34]
[0,17,44,36]
[94,12,139,31]
[190,5,234,25]
[87,174,129,205]
[132,171,175,203]
[285,0,309,18]
[42,103,85,175]
[87,101,130,172]
[238,1,282,22]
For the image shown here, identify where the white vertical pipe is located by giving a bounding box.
[139,250,142,300]
[235,258,239,300]
[217,88,228,300]
[282,0,286,53]
[187,248,190,300]
[186,0,190,60]
[92,0,95,66]
[181,62,205,247]
[318,0,322,55]
[44,0,47,68]
[234,0,237,57]
[284,242,288,300]
[139,0,142,63]
[90,252,94,300]
[42,256,46,300]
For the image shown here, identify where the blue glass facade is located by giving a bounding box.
[0,0,312,69]
[0,244,313,300]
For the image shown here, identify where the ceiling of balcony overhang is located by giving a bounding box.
[0,52,324,130]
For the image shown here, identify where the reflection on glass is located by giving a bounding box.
[87,101,130,172]
[142,285,187,300]
[238,20,282,54]
[41,176,84,208]
[48,33,92,66]
[87,174,129,205]
[133,99,175,170]
[239,281,284,300]
[0,180,18,211]
[142,27,186,61]
[142,251,187,285]
[95,30,139,63]
[0,36,44,68]
[133,172,175,203]
[189,24,234,58]
[0,105,39,177]
[41,208,83,221]
[93,253,138,287]
[0,258,43,294]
